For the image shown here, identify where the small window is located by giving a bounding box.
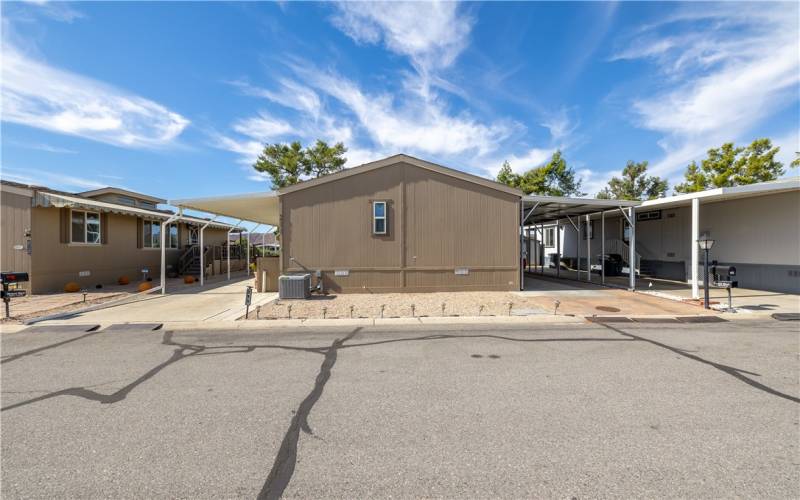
[373,201,387,235]
[623,223,631,244]
[544,227,555,247]
[116,195,135,206]
[637,210,662,222]
[71,210,101,244]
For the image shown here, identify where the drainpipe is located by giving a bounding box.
[227,220,243,281]
[199,215,219,287]
[161,209,182,295]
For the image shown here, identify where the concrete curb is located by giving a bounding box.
[163,314,586,331]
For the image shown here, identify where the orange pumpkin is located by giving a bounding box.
[118,276,130,285]
[183,276,195,284]
[137,281,153,292]
[64,282,80,293]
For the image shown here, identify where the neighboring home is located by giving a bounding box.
[0,180,237,294]
[230,232,280,254]
[527,177,800,293]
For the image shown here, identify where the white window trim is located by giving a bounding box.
[544,227,555,247]
[372,201,387,235]
[142,220,179,250]
[71,209,102,245]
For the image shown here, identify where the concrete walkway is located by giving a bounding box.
[30,275,277,326]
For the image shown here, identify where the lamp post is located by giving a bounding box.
[697,237,715,309]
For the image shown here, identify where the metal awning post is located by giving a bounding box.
[601,211,605,285]
[198,215,219,287]
[629,206,636,290]
[586,214,591,282]
[691,198,700,299]
[556,219,561,278]
[577,217,581,280]
[160,209,181,295]
[227,219,243,281]
[540,223,544,275]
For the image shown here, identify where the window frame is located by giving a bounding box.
[142,220,179,249]
[544,227,555,247]
[372,200,387,235]
[70,209,102,245]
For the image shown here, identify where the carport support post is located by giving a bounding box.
[586,214,591,282]
[248,224,262,277]
[160,210,181,295]
[576,218,581,280]
[601,211,605,285]
[199,215,219,287]
[628,206,636,290]
[540,223,544,275]
[691,198,700,299]
[556,220,561,278]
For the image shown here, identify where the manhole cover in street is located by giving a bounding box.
[596,306,621,312]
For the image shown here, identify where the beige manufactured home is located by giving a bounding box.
[1,181,236,294]
[279,156,523,292]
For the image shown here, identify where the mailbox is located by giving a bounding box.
[1,272,29,284]
[711,264,737,287]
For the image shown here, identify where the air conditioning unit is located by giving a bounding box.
[279,274,311,299]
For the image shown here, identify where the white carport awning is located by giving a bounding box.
[522,195,640,224]
[170,191,280,226]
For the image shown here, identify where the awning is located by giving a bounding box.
[170,191,280,226]
[36,191,234,229]
[522,195,640,224]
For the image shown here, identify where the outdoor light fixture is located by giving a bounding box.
[697,237,715,250]
[697,237,715,309]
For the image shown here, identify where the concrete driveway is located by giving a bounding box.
[29,274,276,325]
[2,319,798,498]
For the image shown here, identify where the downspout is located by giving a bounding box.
[160,209,182,295]
[199,215,219,287]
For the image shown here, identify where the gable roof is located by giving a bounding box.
[78,187,166,204]
[277,154,523,197]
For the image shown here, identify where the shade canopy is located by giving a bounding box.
[170,191,280,226]
[522,195,640,224]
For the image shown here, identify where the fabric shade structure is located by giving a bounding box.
[170,191,280,226]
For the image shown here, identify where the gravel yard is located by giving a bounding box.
[254,285,710,320]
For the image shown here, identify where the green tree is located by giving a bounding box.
[253,140,348,189]
[792,152,800,168]
[596,160,668,201]
[496,150,584,196]
[303,140,348,178]
[674,138,786,193]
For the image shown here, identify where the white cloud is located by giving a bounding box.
[19,0,84,23]
[232,113,292,140]
[1,166,112,191]
[229,79,321,118]
[1,43,189,148]
[330,1,473,75]
[773,129,800,172]
[540,107,578,145]
[617,3,800,178]
[294,66,515,157]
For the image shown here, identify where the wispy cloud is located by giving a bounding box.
[330,1,473,76]
[17,0,84,23]
[613,3,800,179]
[1,43,190,148]
[4,139,78,154]
[1,166,111,191]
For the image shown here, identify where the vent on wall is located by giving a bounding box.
[789,270,800,278]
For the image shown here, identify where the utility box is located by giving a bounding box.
[279,274,311,299]
[255,256,280,292]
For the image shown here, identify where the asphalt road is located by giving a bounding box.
[1,319,798,498]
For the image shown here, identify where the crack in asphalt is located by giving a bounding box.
[0,331,328,412]
[1,327,101,365]
[258,327,361,500]
[597,323,800,404]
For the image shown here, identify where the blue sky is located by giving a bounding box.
[2,1,798,205]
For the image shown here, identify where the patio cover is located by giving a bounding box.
[522,195,640,224]
[170,191,280,226]
[36,191,234,229]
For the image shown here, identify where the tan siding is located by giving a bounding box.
[28,208,234,293]
[0,191,33,290]
[281,161,520,292]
